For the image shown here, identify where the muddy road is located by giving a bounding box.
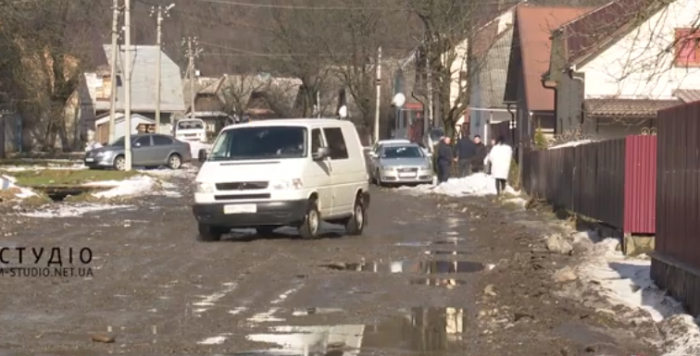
[0,170,660,355]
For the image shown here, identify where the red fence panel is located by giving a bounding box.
[624,136,657,234]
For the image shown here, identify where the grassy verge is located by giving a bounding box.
[3,169,139,186]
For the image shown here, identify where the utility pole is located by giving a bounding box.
[183,36,203,120]
[373,46,382,144]
[124,0,132,171]
[425,44,434,136]
[316,90,321,118]
[151,3,174,134]
[108,0,121,144]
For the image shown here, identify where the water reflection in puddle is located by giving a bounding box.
[394,237,465,247]
[424,250,469,256]
[243,307,466,355]
[409,278,467,288]
[322,261,484,274]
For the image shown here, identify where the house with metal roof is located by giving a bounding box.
[544,0,700,139]
[73,44,186,141]
[503,4,594,155]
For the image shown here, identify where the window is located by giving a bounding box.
[381,146,424,159]
[675,28,700,66]
[177,120,204,130]
[134,136,151,147]
[323,127,349,160]
[209,126,307,161]
[152,135,173,146]
[311,129,323,153]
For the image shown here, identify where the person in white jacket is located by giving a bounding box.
[484,135,513,196]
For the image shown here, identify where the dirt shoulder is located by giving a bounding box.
[427,193,661,356]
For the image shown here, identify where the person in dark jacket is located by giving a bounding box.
[471,135,487,173]
[454,135,476,177]
[436,136,454,184]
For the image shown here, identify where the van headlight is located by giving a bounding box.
[270,178,303,190]
[195,182,214,193]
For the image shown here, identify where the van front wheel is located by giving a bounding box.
[298,199,320,239]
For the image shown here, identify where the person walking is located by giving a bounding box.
[484,135,513,196]
[454,134,476,177]
[436,136,454,184]
[470,135,487,173]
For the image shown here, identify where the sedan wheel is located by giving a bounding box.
[168,154,182,169]
[113,156,126,171]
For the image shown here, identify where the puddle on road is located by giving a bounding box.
[394,237,465,247]
[241,307,467,355]
[424,250,469,256]
[409,278,468,287]
[321,260,484,274]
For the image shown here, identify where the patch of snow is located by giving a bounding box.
[549,139,593,150]
[0,174,37,199]
[19,203,133,218]
[92,175,157,198]
[575,232,700,355]
[0,164,87,172]
[399,173,516,197]
[504,197,528,208]
[140,164,198,179]
[197,335,229,345]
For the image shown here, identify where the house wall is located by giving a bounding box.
[555,73,584,134]
[581,0,700,99]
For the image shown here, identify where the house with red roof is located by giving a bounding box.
[503,5,594,155]
[544,0,700,139]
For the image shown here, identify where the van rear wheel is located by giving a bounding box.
[298,199,320,239]
[345,195,366,236]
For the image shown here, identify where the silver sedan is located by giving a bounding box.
[369,143,433,186]
[85,134,193,170]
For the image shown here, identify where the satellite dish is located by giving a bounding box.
[392,93,406,107]
[338,105,348,118]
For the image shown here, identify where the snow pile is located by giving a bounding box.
[575,232,700,354]
[19,203,133,218]
[549,139,593,150]
[0,163,86,172]
[400,173,517,197]
[188,141,212,159]
[0,174,37,199]
[90,175,158,198]
[141,164,198,179]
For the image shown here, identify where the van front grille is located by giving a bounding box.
[216,181,268,190]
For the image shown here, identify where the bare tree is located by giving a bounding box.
[0,0,108,151]
[406,0,502,138]
[219,74,267,118]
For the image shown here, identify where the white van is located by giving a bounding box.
[174,118,207,142]
[192,119,371,241]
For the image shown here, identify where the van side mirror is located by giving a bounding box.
[312,147,331,161]
[198,149,208,162]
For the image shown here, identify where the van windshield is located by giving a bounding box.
[209,126,307,161]
[177,120,204,130]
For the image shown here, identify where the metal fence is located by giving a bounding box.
[522,135,656,235]
[656,103,700,269]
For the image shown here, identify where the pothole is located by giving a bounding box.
[321,260,484,273]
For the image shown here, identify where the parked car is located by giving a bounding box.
[369,142,433,186]
[192,119,370,241]
[84,134,192,170]
[367,139,411,177]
